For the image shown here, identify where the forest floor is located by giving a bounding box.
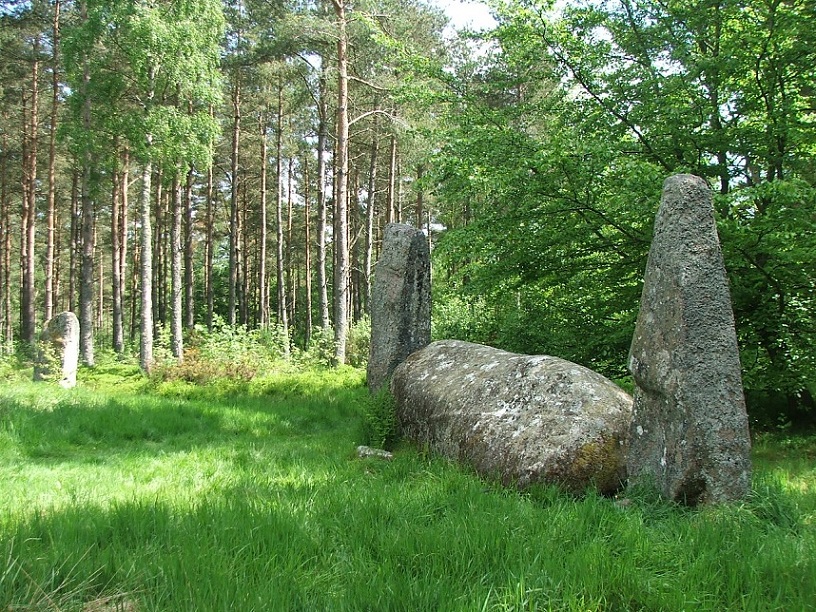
[0,359,814,611]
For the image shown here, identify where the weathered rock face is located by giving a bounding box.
[391,340,633,494]
[367,223,431,393]
[628,174,751,504]
[34,311,80,388]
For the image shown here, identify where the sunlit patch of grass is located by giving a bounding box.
[752,431,816,526]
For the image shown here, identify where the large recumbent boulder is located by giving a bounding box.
[391,340,633,494]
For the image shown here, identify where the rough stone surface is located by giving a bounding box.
[628,174,751,504]
[367,223,431,393]
[391,340,633,494]
[356,445,394,461]
[34,311,80,388]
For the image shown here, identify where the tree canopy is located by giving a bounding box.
[0,0,813,423]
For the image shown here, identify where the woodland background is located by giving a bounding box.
[0,0,814,426]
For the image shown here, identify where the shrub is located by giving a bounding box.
[151,319,289,384]
[294,326,336,368]
[293,319,370,369]
[360,387,400,450]
[0,351,30,384]
[346,317,371,368]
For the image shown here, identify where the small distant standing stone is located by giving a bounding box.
[34,311,81,389]
[367,223,431,394]
[628,174,751,504]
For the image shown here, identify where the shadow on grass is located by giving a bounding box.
[1,484,320,610]
[4,454,816,611]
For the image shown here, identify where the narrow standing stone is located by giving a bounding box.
[367,223,431,394]
[34,311,81,388]
[628,174,751,504]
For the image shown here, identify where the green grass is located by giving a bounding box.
[1,363,814,611]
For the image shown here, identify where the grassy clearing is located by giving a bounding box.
[1,362,814,611]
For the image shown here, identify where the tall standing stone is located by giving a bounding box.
[367,223,431,393]
[34,311,81,388]
[628,174,751,504]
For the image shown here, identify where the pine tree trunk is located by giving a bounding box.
[0,118,11,350]
[69,167,79,312]
[111,143,124,353]
[228,75,241,326]
[139,62,156,373]
[170,174,183,361]
[303,154,313,345]
[364,112,379,313]
[44,0,61,323]
[205,156,215,331]
[120,147,129,340]
[129,209,139,343]
[332,0,350,365]
[20,36,39,347]
[352,168,362,323]
[415,164,424,228]
[259,112,269,328]
[96,222,103,330]
[184,165,195,329]
[275,79,289,354]
[153,170,164,328]
[287,156,295,328]
[79,169,95,365]
[386,131,397,225]
[139,157,154,373]
[317,63,330,330]
[239,184,249,325]
[79,34,95,366]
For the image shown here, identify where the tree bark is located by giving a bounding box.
[79,21,94,366]
[20,35,39,347]
[111,142,124,353]
[120,148,129,337]
[152,169,167,328]
[44,0,61,323]
[303,153,313,345]
[0,115,11,350]
[184,164,195,329]
[259,111,270,327]
[364,111,379,313]
[386,131,397,225]
[139,157,154,373]
[139,61,156,373]
[79,165,95,365]
[205,149,215,331]
[69,166,78,312]
[228,73,241,326]
[96,220,103,329]
[287,156,295,328]
[170,174,183,361]
[316,61,331,330]
[275,77,289,354]
[351,168,362,323]
[332,0,350,365]
[415,164,425,229]
[238,182,248,325]
[129,203,140,343]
